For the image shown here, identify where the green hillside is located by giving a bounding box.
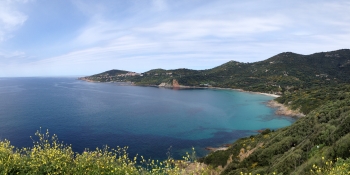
[81,49,350,93]
[171,49,350,92]
[201,85,350,174]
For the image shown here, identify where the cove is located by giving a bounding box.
[0,77,295,160]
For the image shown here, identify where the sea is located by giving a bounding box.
[0,77,294,160]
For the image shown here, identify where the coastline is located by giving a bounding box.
[227,88,281,98]
[79,78,302,117]
[266,100,305,118]
[158,84,305,118]
[226,89,305,117]
[79,78,303,118]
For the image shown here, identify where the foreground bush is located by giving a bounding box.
[310,157,350,175]
[0,129,210,175]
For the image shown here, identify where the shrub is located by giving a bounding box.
[0,129,210,175]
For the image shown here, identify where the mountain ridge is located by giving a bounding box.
[80,49,350,94]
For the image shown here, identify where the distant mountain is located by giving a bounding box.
[78,69,140,82]
[201,49,350,92]
[81,49,350,93]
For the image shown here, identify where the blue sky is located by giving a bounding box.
[1,0,350,77]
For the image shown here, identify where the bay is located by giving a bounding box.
[0,77,294,160]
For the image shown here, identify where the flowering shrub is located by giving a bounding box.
[0,129,210,175]
[310,157,350,175]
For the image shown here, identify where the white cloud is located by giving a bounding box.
[135,17,286,39]
[0,50,25,58]
[0,0,28,42]
[152,0,167,11]
[74,18,122,45]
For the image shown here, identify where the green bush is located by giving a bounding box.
[0,129,210,175]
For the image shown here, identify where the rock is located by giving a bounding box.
[172,79,180,88]
[267,100,305,118]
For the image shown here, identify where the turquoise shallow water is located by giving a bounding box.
[0,77,294,160]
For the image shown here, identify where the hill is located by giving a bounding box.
[78,69,140,82]
[81,49,350,93]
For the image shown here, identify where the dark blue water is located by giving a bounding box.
[0,77,294,160]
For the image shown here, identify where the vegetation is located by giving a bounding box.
[0,129,211,174]
[200,90,350,174]
[310,157,350,175]
[82,49,350,94]
[275,84,350,114]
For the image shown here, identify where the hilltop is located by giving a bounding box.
[81,49,350,93]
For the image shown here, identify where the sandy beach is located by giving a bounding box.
[226,89,306,117]
[227,88,281,98]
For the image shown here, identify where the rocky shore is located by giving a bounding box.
[267,100,305,118]
[205,144,231,152]
[78,77,96,82]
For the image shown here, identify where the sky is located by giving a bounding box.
[1,0,350,77]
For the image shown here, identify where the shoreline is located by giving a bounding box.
[266,100,305,118]
[227,88,281,98]
[158,85,304,118]
[158,83,282,98]
[79,78,302,118]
